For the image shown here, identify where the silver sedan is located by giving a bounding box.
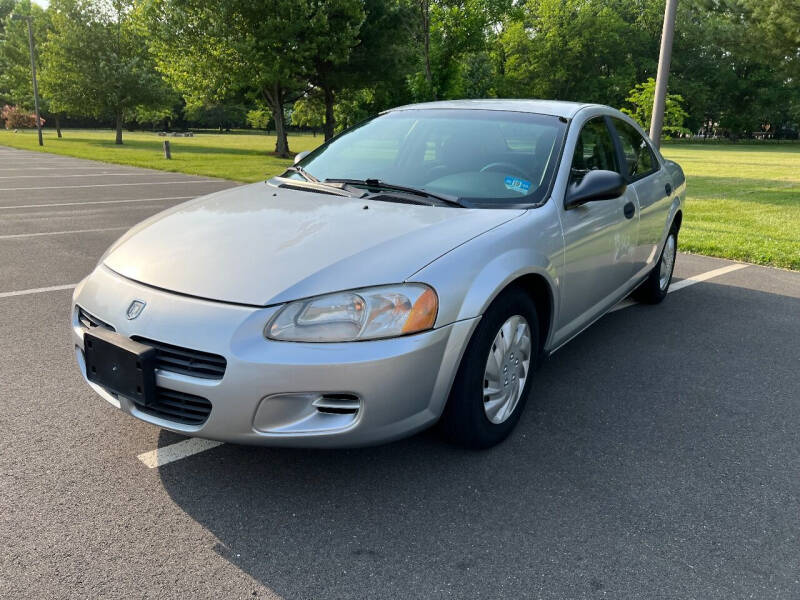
[72,100,685,449]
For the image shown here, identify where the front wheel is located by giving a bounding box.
[633,227,678,304]
[439,288,539,449]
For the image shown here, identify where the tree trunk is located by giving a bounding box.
[55,114,62,138]
[264,85,290,157]
[421,0,434,99]
[323,86,335,142]
[273,107,289,157]
[115,112,123,145]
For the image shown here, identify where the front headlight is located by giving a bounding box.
[265,284,438,342]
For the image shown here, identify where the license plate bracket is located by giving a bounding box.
[84,328,157,405]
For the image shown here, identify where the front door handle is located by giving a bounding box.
[623,201,635,219]
[665,182,672,196]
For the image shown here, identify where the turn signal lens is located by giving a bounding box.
[402,287,438,333]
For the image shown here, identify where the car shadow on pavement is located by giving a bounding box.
[158,281,800,599]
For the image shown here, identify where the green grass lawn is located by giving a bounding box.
[0,128,322,182]
[1,128,798,270]
[660,144,799,270]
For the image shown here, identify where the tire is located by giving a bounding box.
[632,225,678,304]
[439,287,539,449]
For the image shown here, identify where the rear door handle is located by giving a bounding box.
[665,182,672,196]
[623,201,635,219]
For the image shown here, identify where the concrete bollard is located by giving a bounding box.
[163,140,171,159]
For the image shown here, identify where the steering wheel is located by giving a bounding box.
[479,162,529,179]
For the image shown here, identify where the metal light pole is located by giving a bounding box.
[11,14,43,146]
[649,0,678,149]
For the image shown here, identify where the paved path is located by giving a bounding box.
[1,146,799,599]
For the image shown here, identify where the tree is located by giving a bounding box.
[246,105,272,131]
[297,0,364,141]
[0,2,48,109]
[497,0,658,106]
[668,0,799,136]
[330,0,415,129]
[454,51,497,99]
[141,0,316,156]
[40,0,172,144]
[622,78,689,137]
[183,101,248,131]
[291,94,325,131]
[0,2,65,135]
[407,0,508,102]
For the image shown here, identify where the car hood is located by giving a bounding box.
[103,182,524,306]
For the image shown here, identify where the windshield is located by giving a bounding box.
[290,109,567,208]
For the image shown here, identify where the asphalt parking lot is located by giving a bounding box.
[1,144,799,599]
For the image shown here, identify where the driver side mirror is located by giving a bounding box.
[565,169,627,209]
[294,150,311,164]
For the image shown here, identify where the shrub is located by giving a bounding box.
[1,105,45,129]
[621,78,689,137]
[246,108,272,130]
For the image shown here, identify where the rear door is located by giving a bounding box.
[609,117,674,277]
[557,116,640,335]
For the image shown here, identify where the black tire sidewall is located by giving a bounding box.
[441,288,540,448]
[635,226,678,304]
[659,231,678,292]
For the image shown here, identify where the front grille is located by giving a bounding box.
[132,388,212,425]
[77,306,115,332]
[132,336,227,380]
[75,306,226,380]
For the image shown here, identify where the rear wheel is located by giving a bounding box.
[439,288,539,449]
[633,226,678,304]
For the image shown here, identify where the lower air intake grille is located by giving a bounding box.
[132,388,212,425]
[77,306,115,332]
[132,336,227,380]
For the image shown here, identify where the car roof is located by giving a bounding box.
[385,99,599,119]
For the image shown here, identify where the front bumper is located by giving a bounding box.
[72,266,477,447]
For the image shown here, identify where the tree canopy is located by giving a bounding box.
[38,0,172,143]
[0,0,797,147]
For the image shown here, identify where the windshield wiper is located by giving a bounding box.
[274,177,364,198]
[283,165,319,182]
[324,178,465,207]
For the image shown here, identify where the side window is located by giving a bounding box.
[613,119,657,179]
[570,118,620,184]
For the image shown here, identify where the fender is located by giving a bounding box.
[409,204,563,350]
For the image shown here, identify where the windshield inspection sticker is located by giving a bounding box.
[504,176,531,194]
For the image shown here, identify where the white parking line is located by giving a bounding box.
[0,166,144,171]
[0,172,187,179]
[0,226,127,240]
[0,159,104,165]
[0,180,223,191]
[0,195,194,210]
[667,263,749,291]
[137,438,224,468]
[0,283,76,299]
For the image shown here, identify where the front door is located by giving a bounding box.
[557,116,640,338]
